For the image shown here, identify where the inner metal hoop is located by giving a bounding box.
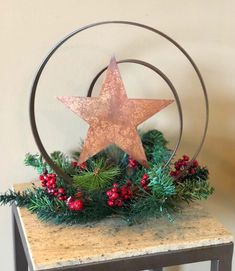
[87,59,183,168]
[30,21,209,184]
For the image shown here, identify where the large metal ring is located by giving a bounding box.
[29,21,209,184]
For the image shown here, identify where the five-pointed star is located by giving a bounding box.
[57,57,173,167]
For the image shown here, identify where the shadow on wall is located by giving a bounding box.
[171,62,235,194]
[183,85,235,202]
[163,64,235,271]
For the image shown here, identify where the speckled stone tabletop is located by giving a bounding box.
[14,182,233,271]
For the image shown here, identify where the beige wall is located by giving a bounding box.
[0,1,235,270]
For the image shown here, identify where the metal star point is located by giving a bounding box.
[57,57,173,167]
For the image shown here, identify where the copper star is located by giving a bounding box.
[57,57,173,167]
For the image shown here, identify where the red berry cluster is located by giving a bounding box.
[140,173,149,190]
[128,157,137,169]
[67,192,84,211]
[170,155,199,178]
[106,181,133,207]
[39,173,67,201]
[72,161,87,170]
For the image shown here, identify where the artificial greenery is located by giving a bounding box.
[148,168,176,200]
[73,159,120,191]
[0,129,214,225]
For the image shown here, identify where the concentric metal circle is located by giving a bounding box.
[29,21,209,183]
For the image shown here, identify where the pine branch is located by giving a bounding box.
[151,145,173,167]
[141,130,172,165]
[148,168,176,200]
[50,151,75,175]
[73,159,120,191]
[0,189,32,207]
[175,180,214,202]
[28,189,112,225]
[102,145,128,169]
[24,153,49,174]
[141,129,168,147]
[24,151,78,178]
[125,194,178,225]
[28,190,67,213]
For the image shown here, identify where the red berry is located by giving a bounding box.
[48,179,55,186]
[51,176,56,182]
[143,185,148,190]
[51,178,56,183]
[58,196,64,201]
[72,161,78,168]
[140,174,149,187]
[189,168,195,174]
[68,202,75,210]
[107,199,115,207]
[73,200,84,211]
[142,173,148,180]
[129,157,137,169]
[54,191,58,197]
[120,189,126,197]
[58,187,65,194]
[193,160,199,167]
[116,199,123,207]
[181,160,187,166]
[111,187,118,193]
[68,199,84,211]
[141,179,147,186]
[113,183,118,188]
[183,155,190,161]
[45,176,50,182]
[78,162,87,170]
[110,192,119,200]
[106,190,112,197]
[124,194,130,200]
[175,164,181,170]
[39,175,44,181]
[120,185,133,200]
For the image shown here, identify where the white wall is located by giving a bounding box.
[0,1,235,270]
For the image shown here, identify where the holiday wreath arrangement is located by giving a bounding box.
[0,21,214,225]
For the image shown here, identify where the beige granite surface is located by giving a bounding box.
[14,182,233,271]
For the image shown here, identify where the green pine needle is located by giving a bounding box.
[148,168,176,200]
[0,189,31,207]
[73,159,120,191]
[175,180,214,202]
[24,153,49,174]
[141,129,168,147]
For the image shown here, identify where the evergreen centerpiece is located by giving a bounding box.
[0,22,213,226]
[0,129,213,225]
